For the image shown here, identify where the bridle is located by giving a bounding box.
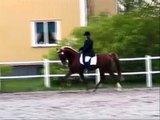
[57,48,68,66]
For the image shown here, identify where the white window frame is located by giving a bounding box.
[31,20,61,47]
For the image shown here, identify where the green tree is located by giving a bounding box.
[47,2,159,58]
[118,0,146,12]
[71,2,159,57]
[47,2,159,84]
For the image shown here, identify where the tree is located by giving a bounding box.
[117,0,160,13]
[118,0,146,12]
[47,2,159,58]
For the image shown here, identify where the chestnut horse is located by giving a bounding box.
[57,46,124,92]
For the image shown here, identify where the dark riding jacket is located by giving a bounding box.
[79,38,95,57]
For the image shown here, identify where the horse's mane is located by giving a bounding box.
[60,46,78,53]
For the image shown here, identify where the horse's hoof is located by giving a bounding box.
[85,89,91,93]
[116,88,122,91]
[93,89,97,92]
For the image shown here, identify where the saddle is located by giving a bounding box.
[80,54,97,65]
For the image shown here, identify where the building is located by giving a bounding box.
[87,0,117,17]
[0,0,117,75]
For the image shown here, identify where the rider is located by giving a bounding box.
[79,31,95,70]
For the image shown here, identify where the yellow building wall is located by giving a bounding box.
[0,0,117,62]
[89,0,117,15]
[0,0,81,62]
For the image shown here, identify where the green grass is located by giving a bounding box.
[0,78,159,93]
[0,79,45,93]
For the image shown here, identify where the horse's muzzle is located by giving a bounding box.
[62,60,68,67]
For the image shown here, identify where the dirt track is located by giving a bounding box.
[0,88,159,120]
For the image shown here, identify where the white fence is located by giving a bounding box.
[0,55,160,89]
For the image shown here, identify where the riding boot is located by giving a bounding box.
[82,55,87,72]
[82,64,88,73]
[84,62,91,73]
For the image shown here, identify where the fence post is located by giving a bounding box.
[145,55,152,87]
[44,59,50,88]
[95,68,100,85]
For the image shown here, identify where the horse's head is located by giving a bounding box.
[57,47,68,66]
[57,46,79,66]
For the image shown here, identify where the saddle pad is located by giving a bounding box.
[80,54,97,65]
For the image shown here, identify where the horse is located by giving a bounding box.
[57,46,124,92]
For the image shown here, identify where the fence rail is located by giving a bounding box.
[0,55,160,89]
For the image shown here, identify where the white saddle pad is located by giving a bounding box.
[80,54,97,65]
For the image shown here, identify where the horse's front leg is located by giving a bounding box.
[61,71,72,87]
[79,73,89,91]
[65,71,72,78]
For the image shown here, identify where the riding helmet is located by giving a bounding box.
[84,31,90,36]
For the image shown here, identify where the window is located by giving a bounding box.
[31,21,61,47]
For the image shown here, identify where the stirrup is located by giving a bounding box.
[84,69,88,73]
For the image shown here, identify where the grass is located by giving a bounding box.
[0,78,159,93]
[0,79,45,93]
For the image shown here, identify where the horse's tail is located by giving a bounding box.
[110,53,124,81]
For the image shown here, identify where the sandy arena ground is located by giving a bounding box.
[0,88,159,120]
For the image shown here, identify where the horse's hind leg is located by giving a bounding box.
[115,74,123,91]
[116,82,122,91]
[93,73,105,92]
[109,72,122,91]
[93,82,101,92]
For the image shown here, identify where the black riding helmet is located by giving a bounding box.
[84,31,90,36]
